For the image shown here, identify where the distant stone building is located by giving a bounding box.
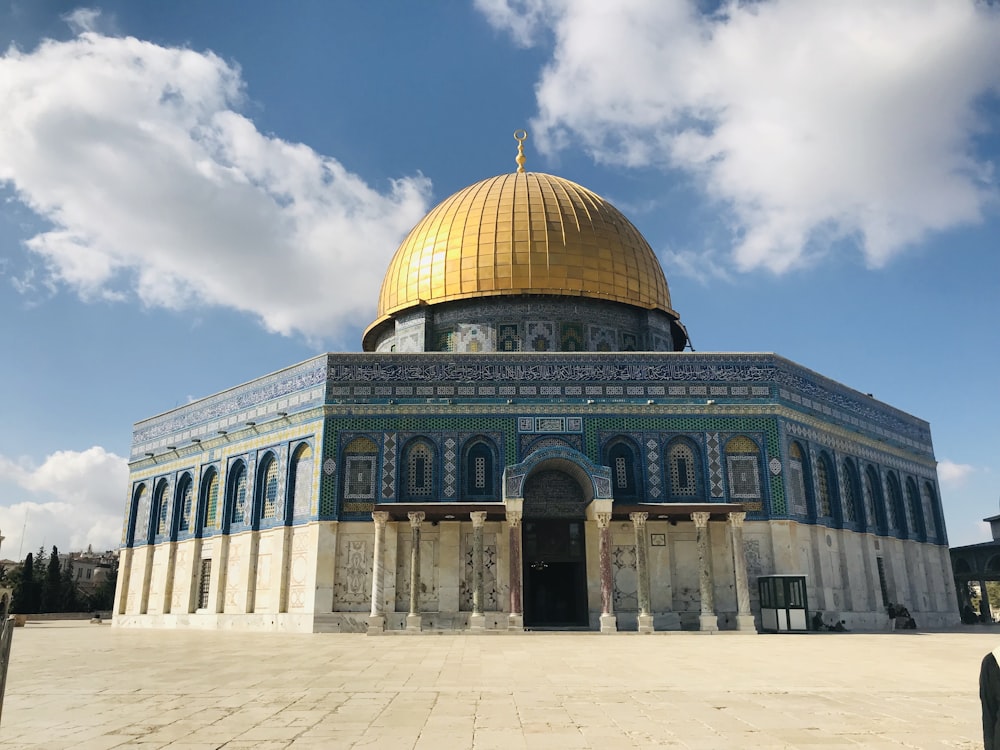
[113,137,958,633]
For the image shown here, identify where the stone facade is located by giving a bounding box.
[114,351,958,633]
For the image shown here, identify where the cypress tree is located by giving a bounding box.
[13,552,39,614]
[60,557,79,612]
[42,545,61,613]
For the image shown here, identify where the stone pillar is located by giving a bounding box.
[507,510,524,631]
[597,512,617,633]
[981,578,992,622]
[367,511,389,634]
[728,512,756,632]
[470,511,488,631]
[692,512,718,632]
[630,512,653,633]
[407,511,425,632]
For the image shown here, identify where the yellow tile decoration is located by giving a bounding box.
[365,171,675,345]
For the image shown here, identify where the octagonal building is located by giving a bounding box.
[113,139,958,633]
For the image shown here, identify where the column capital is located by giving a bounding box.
[407,511,426,528]
[691,511,711,528]
[628,512,649,527]
[470,511,488,528]
[372,511,389,528]
[506,509,523,528]
[596,512,613,529]
[727,511,746,527]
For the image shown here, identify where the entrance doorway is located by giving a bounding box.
[522,519,588,628]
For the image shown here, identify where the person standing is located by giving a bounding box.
[980,646,1000,749]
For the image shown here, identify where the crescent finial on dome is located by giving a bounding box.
[514,129,527,173]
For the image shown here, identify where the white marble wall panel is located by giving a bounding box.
[333,530,373,612]
[253,535,273,613]
[460,528,498,611]
[438,522,460,612]
[288,526,315,612]
[396,528,440,612]
[313,522,337,614]
[171,539,199,614]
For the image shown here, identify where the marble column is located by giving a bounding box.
[367,511,389,634]
[470,511,488,630]
[692,511,718,632]
[407,511,425,631]
[728,512,757,631]
[629,512,653,633]
[597,512,617,633]
[507,510,524,631]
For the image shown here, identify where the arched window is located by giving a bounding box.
[229,461,249,526]
[786,442,809,516]
[885,472,903,533]
[841,459,860,525]
[258,454,280,521]
[922,481,940,540]
[177,473,194,532]
[403,439,435,500]
[129,484,148,545]
[343,437,378,501]
[604,438,640,501]
[289,443,314,518]
[863,465,885,534]
[815,452,834,518]
[154,479,171,539]
[724,436,761,503]
[464,438,497,499]
[905,477,924,541]
[200,469,220,533]
[666,438,700,499]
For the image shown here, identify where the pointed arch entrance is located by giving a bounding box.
[522,469,589,627]
[505,447,612,629]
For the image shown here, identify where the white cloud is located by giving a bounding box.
[0,31,431,344]
[938,459,975,486]
[0,447,128,559]
[481,0,1000,273]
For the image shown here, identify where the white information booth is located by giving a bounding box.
[758,574,809,632]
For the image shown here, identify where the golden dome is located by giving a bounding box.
[365,171,677,344]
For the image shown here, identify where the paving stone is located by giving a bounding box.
[0,622,992,749]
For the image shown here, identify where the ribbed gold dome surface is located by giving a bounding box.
[370,172,675,328]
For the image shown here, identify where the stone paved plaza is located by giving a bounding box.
[0,622,993,749]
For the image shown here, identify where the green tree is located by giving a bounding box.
[41,545,61,613]
[12,552,39,614]
[60,557,79,612]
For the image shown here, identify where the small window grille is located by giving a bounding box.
[922,482,938,539]
[231,466,248,525]
[474,456,486,489]
[863,469,878,526]
[292,446,313,517]
[407,444,432,496]
[203,473,219,530]
[179,478,193,531]
[345,456,376,499]
[726,455,760,499]
[262,459,279,519]
[886,475,901,529]
[841,462,857,522]
[197,559,212,610]
[876,556,889,606]
[816,457,832,517]
[668,443,696,497]
[615,456,628,488]
[156,483,170,536]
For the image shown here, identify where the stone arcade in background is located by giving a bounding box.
[113,135,958,633]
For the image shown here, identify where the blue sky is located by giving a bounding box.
[0,0,998,558]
